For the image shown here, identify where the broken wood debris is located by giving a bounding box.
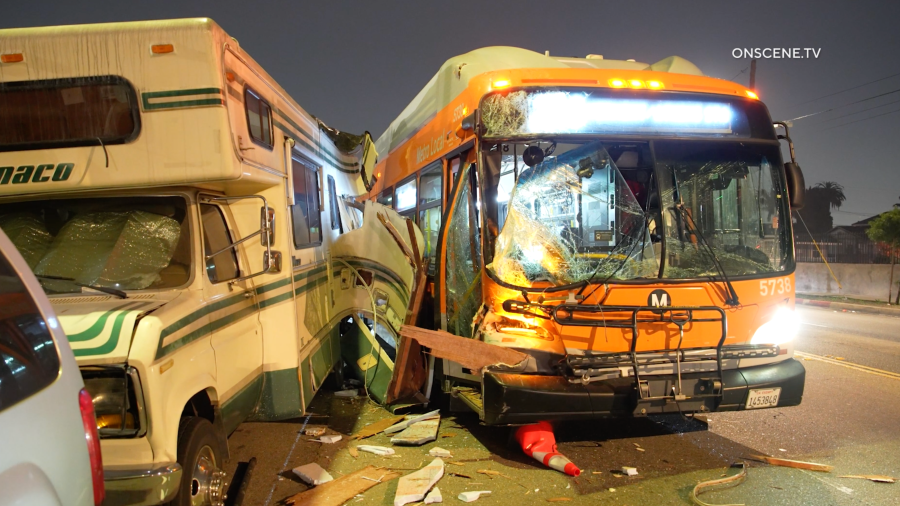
[424,487,442,504]
[351,415,406,440]
[839,475,896,483]
[394,458,444,506]
[348,446,359,458]
[358,445,395,456]
[429,447,452,458]
[283,466,401,506]
[303,427,326,437]
[391,412,440,446]
[547,498,572,502]
[313,434,342,444]
[747,454,833,472]
[384,409,440,434]
[690,463,747,506]
[621,467,638,476]
[400,326,528,373]
[449,472,472,479]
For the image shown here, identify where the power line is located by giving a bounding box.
[730,66,749,81]
[819,106,900,131]
[789,86,900,121]
[796,71,900,106]
[819,97,900,122]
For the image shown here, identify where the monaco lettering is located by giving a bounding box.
[0,163,73,185]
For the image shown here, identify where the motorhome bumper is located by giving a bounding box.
[103,463,182,506]
[482,358,805,425]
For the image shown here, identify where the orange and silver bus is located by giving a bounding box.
[372,47,807,424]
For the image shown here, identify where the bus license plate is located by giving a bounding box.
[746,388,781,409]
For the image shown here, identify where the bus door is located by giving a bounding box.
[198,200,263,433]
[436,151,482,338]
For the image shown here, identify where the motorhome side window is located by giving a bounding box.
[244,88,273,148]
[0,75,140,151]
[291,157,322,248]
[200,204,240,283]
[327,175,342,231]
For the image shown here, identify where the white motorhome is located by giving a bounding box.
[0,19,421,506]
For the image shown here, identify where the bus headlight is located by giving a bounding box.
[750,307,799,346]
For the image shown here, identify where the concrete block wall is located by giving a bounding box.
[794,262,898,301]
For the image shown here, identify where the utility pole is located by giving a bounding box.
[749,58,757,90]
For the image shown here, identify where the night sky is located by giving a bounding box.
[3,0,899,224]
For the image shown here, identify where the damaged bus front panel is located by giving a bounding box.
[441,86,805,424]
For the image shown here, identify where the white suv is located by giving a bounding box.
[0,227,104,506]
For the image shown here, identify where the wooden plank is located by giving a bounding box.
[748,455,834,472]
[350,415,406,440]
[283,465,401,506]
[400,325,528,372]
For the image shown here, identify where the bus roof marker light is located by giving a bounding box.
[492,79,511,89]
[646,80,664,90]
[608,79,626,88]
[629,80,644,89]
[745,90,759,99]
[151,44,175,55]
[0,53,24,63]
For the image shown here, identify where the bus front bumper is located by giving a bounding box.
[481,358,805,425]
[103,463,182,506]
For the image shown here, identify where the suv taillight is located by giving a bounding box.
[79,388,105,505]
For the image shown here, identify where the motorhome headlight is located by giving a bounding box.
[750,307,799,346]
[81,366,145,438]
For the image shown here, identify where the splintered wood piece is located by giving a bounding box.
[351,415,406,440]
[348,446,359,458]
[839,475,896,483]
[283,465,400,506]
[749,455,834,472]
[400,326,528,372]
[547,498,572,502]
[392,415,440,446]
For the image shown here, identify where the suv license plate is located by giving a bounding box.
[746,387,781,409]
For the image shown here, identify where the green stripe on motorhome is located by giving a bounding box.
[142,88,224,111]
[271,109,358,172]
[72,310,131,357]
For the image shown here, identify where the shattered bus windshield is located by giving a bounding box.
[485,141,657,288]
[0,196,191,293]
[656,141,791,278]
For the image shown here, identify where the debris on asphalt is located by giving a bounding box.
[385,409,441,434]
[621,467,638,476]
[690,462,747,506]
[391,413,440,446]
[429,447,452,458]
[839,475,896,483]
[547,498,572,502]
[314,435,343,444]
[447,462,465,467]
[449,472,472,479]
[477,470,500,478]
[292,463,334,485]
[591,471,602,475]
[515,421,582,476]
[748,454,833,472]
[457,491,491,502]
[441,433,456,438]
[348,446,359,458]
[394,457,444,506]
[636,447,646,452]
[358,445,395,456]
[303,427,326,437]
[283,465,401,506]
[352,415,406,440]
[608,488,615,492]
[424,487,443,504]
[334,389,359,397]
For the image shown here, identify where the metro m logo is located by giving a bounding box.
[648,289,671,307]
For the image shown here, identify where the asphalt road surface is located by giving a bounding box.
[223,306,900,505]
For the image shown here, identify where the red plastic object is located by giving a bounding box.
[514,421,581,476]
[79,388,105,505]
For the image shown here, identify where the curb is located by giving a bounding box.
[796,297,900,317]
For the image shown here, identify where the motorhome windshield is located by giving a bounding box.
[0,196,190,293]
[482,140,791,290]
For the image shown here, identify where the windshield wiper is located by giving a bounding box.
[676,204,740,306]
[35,275,128,299]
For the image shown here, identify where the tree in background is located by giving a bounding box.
[866,208,900,303]
[798,181,847,233]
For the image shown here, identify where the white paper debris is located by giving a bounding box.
[292,463,333,485]
[358,445,395,456]
[458,491,491,502]
[315,435,343,444]
[621,467,638,476]
[429,447,452,458]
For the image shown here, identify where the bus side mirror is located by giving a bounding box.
[784,162,805,209]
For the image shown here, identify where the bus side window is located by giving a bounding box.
[327,175,342,232]
[291,156,322,249]
[395,174,417,221]
[377,187,393,208]
[200,204,240,283]
[418,163,442,273]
